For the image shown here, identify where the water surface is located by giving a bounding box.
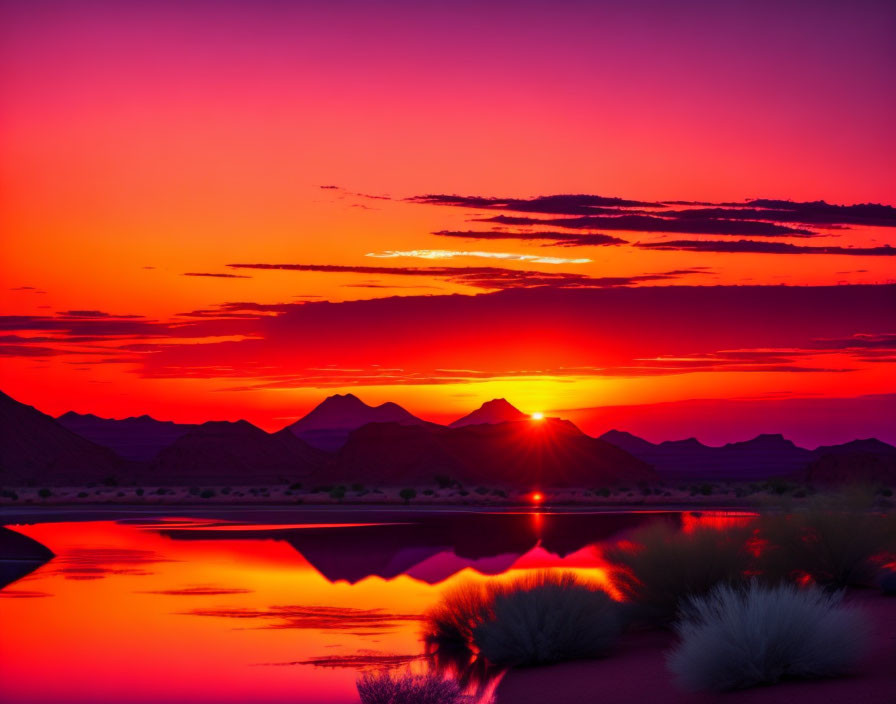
[0,507,747,704]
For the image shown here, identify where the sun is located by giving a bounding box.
[531,411,544,420]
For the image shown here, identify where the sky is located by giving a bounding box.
[1,0,895,446]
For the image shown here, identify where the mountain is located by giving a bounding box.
[331,417,656,487]
[599,430,812,480]
[57,411,197,461]
[285,393,427,450]
[805,439,896,484]
[0,390,127,485]
[149,420,325,484]
[450,398,528,427]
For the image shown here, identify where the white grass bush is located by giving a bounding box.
[668,581,868,691]
[356,670,469,704]
[472,572,621,666]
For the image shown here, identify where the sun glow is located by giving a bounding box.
[531,411,544,420]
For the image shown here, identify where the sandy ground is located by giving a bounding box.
[494,590,896,704]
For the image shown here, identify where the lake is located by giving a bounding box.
[0,507,750,704]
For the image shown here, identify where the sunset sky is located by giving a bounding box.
[2,0,894,445]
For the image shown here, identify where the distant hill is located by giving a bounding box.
[450,398,528,427]
[57,411,197,461]
[285,393,427,450]
[0,390,127,485]
[150,420,325,484]
[805,439,896,484]
[601,430,896,483]
[331,417,656,487]
[600,430,812,480]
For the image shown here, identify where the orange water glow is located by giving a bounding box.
[0,511,758,702]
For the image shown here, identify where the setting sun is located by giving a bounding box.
[531,412,544,420]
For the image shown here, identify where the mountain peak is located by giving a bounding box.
[287,394,423,434]
[450,398,528,428]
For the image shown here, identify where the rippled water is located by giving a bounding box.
[0,507,748,704]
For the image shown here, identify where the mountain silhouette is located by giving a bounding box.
[332,417,655,487]
[600,430,812,480]
[0,390,126,485]
[150,420,325,484]
[57,412,197,461]
[805,439,896,484]
[450,398,528,427]
[286,393,427,450]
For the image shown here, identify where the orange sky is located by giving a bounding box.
[1,0,894,443]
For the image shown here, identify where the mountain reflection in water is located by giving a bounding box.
[0,509,748,704]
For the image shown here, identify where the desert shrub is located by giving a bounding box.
[351,482,365,492]
[425,582,493,649]
[756,494,896,587]
[594,487,610,497]
[155,487,167,495]
[135,488,144,496]
[877,487,893,498]
[668,581,868,691]
[425,572,620,668]
[356,670,467,704]
[0,489,18,500]
[77,491,88,498]
[329,487,346,500]
[473,573,621,666]
[200,489,215,499]
[604,521,753,626]
[101,476,118,487]
[38,488,52,498]
[400,488,417,503]
[289,482,303,491]
[423,489,435,496]
[491,489,506,498]
[189,486,201,495]
[434,475,454,489]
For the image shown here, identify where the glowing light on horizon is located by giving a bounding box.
[531,411,544,420]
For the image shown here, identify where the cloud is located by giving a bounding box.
[183,272,252,279]
[226,262,701,290]
[411,192,896,236]
[364,249,591,264]
[3,286,893,387]
[475,214,813,237]
[636,240,896,256]
[410,193,661,213]
[433,230,628,247]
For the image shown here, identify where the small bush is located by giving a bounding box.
[434,475,454,489]
[0,489,18,500]
[668,581,868,691]
[356,670,467,704]
[38,488,52,498]
[423,489,435,496]
[329,487,346,500]
[400,488,417,503]
[351,482,365,492]
[604,521,753,626]
[189,486,201,496]
[289,482,303,491]
[425,572,621,667]
[757,494,896,587]
[101,476,118,487]
[473,573,621,666]
[135,488,144,496]
[77,491,88,498]
[200,489,215,499]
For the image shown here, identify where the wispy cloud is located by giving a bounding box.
[636,240,896,256]
[365,249,591,264]
[226,262,700,290]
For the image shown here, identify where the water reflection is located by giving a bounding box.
[0,509,747,704]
